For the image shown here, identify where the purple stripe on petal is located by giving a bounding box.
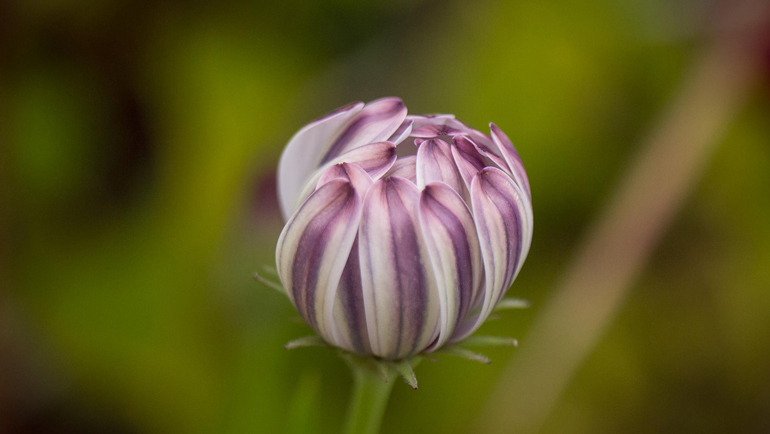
[359,177,440,359]
[275,179,364,345]
[277,102,364,220]
[490,123,531,198]
[320,97,407,163]
[331,237,371,354]
[419,183,482,350]
[451,135,487,191]
[455,167,531,340]
[415,138,464,194]
[384,155,417,183]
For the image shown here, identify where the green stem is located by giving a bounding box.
[343,361,395,434]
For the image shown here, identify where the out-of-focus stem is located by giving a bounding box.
[343,362,395,434]
[474,1,770,433]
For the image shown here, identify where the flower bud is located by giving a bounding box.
[276,97,532,360]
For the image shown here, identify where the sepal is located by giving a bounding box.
[458,335,519,347]
[285,336,329,350]
[434,345,491,364]
[393,360,418,389]
[253,271,286,294]
[494,297,532,311]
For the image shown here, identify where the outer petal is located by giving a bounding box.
[384,155,416,183]
[490,123,531,198]
[330,237,371,354]
[415,138,464,194]
[419,183,482,350]
[278,102,364,219]
[359,177,440,359]
[275,179,364,344]
[294,141,397,212]
[307,163,374,354]
[320,97,408,164]
[451,135,486,191]
[452,121,511,171]
[454,167,532,340]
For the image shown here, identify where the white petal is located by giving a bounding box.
[359,177,440,359]
[277,102,364,220]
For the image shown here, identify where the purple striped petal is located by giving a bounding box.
[419,183,482,350]
[278,102,365,219]
[490,123,531,198]
[384,155,416,183]
[275,179,364,344]
[415,139,464,194]
[455,167,532,340]
[330,237,371,354]
[359,177,440,359]
[295,141,397,209]
[451,135,486,191]
[320,97,407,164]
[450,121,513,172]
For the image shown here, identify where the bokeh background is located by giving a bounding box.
[2,0,770,433]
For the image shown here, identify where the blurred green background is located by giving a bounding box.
[2,0,770,433]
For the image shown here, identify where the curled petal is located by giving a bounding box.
[455,167,532,340]
[451,121,511,171]
[490,123,531,198]
[359,177,440,359]
[278,102,364,219]
[317,162,373,193]
[419,183,482,350]
[320,97,408,164]
[334,141,399,179]
[387,119,414,145]
[415,139,464,194]
[276,179,364,344]
[407,114,455,122]
[451,135,486,191]
[408,114,464,138]
[384,155,416,183]
[295,141,397,211]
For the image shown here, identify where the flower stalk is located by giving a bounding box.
[345,367,393,434]
[343,360,396,434]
